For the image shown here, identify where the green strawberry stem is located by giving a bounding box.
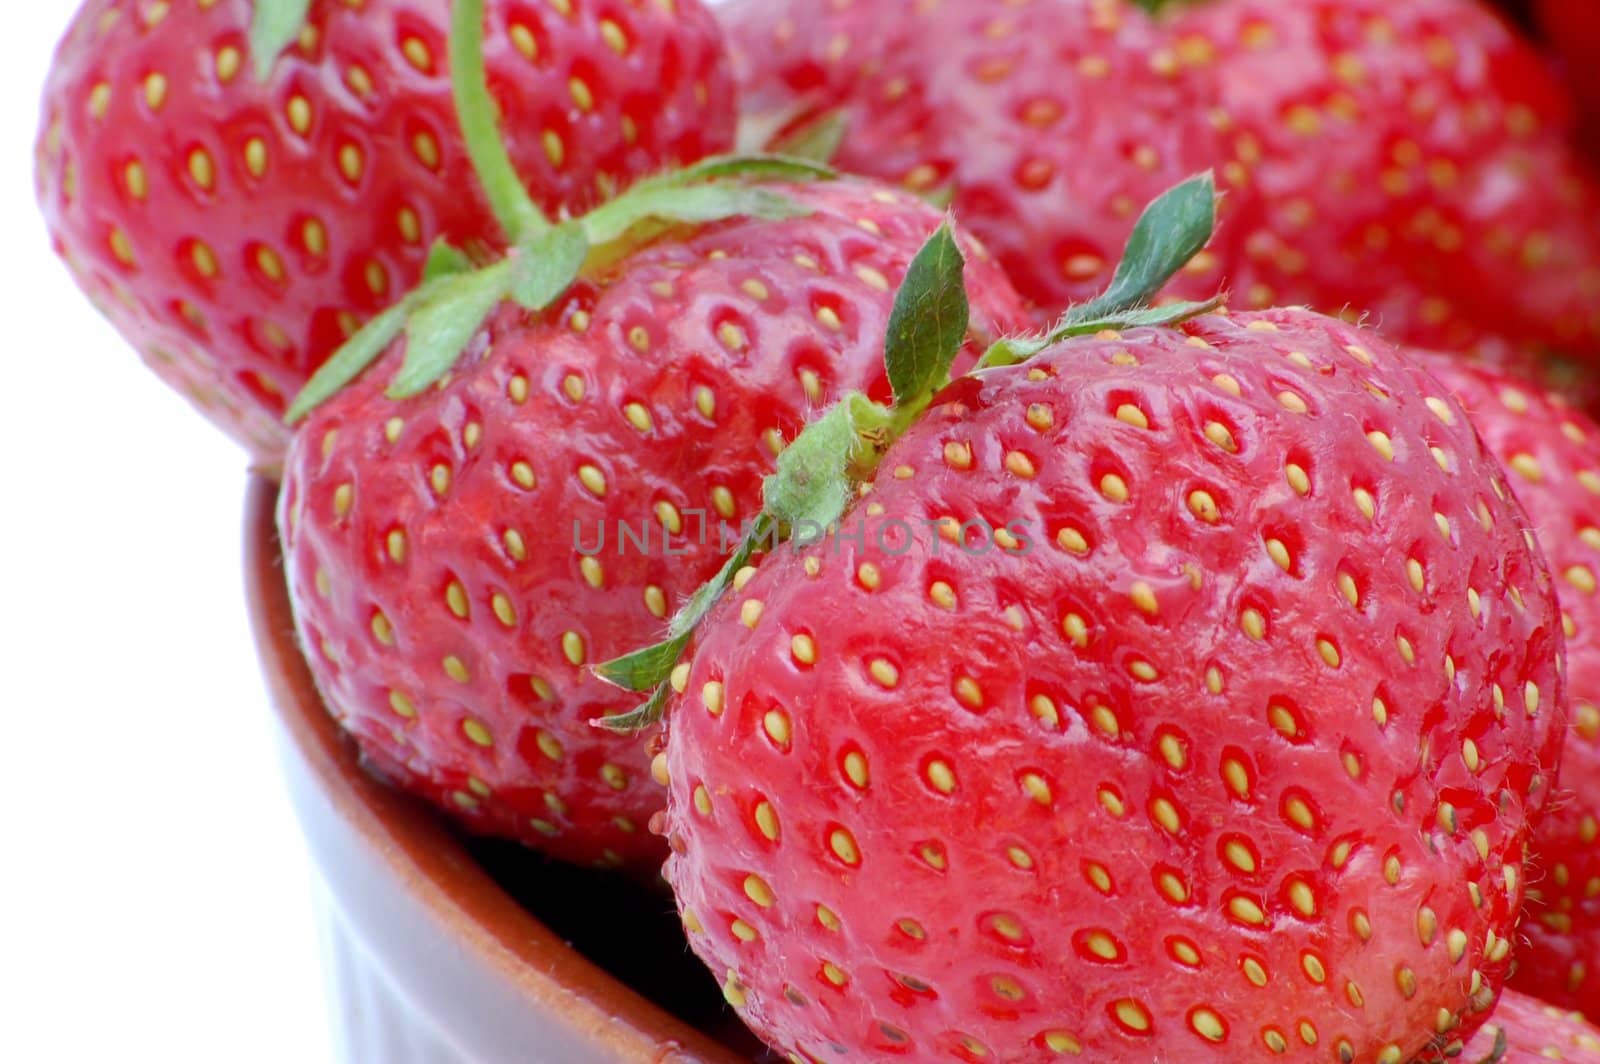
[282,6,840,424]
[596,513,778,729]
[450,0,550,243]
[1474,1027,1509,1064]
[885,221,972,414]
[285,152,834,422]
[979,172,1220,368]
[592,173,1221,726]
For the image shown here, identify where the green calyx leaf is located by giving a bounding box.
[285,223,590,421]
[511,222,590,310]
[594,513,776,699]
[594,388,892,722]
[387,261,513,399]
[423,240,474,282]
[282,150,835,422]
[1072,172,1216,322]
[978,172,1220,369]
[979,297,1225,369]
[885,221,970,409]
[763,398,869,530]
[249,0,311,81]
[648,154,838,188]
[736,96,848,156]
[594,683,675,735]
[583,185,809,247]
[1473,1027,1509,1064]
[285,302,407,424]
[768,112,851,165]
[389,225,584,399]
[594,635,694,700]
[580,154,835,246]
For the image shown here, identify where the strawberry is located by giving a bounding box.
[1417,353,1600,1017]
[1459,989,1600,1062]
[278,132,1030,869]
[34,0,735,464]
[1171,0,1600,358]
[721,0,1600,358]
[638,187,1567,1057]
[719,0,1229,318]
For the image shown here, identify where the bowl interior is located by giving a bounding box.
[466,836,774,1058]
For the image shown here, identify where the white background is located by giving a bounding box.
[2,7,332,1062]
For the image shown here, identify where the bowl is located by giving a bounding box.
[243,476,755,1064]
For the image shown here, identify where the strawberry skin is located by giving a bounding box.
[720,0,1228,317]
[1420,354,1600,1017]
[35,0,735,463]
[278,179,1031,870]
[1459,988,1600,1062]
[721,0,1600,357]
[1174,0,1600,358]
[662,309,1565,1060]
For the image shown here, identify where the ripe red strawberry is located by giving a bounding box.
[1459,989,1600,1062]
[719,0,1229,317]
[35,0,735,464]
[1418,353,1600,1017]
[659,308,1565,1060]
[278,177,1030,870]
[1172,0,1600,357]
[721,0,1600,357]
